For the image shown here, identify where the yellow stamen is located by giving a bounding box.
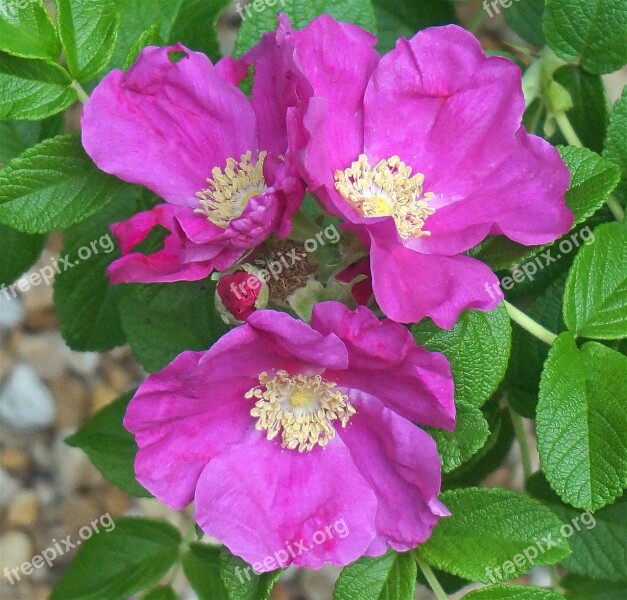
[245,370,355,452]
[334,154,435,239]
[195,151,268,228]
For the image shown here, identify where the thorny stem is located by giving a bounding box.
[504,301,558,346]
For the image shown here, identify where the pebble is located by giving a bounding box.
[90,381,119,414]
[0,447,30,474]
[0,530,33,571]
[6,490,39,527]
[0,295,24,330]
[0,363,56,429]
[0,467,20,508]
[51,375,88,430]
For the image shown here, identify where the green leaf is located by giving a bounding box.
[55,0,121,82]
[333,551,417,600]
[0,53,76,121]
[604,88,627,180]
[0,133,126,233]
[0,0,60,61]
[50,517,181,600]
[476,146,621,272]
[543,0,627,74]
[53,189,139,351]
[0,225,45,287]
[0,117,63,166]
[170,0,230,62]
[119,279,228,372]
[537,333,627,510]
[527,472,627,583]
[443,406,514,489]
[412,304,511,408]
[182,544,228,600]
[220,546,282,600]
[428,400,490,473]
[504,0,546,47]
[109,0,184,69]
[123,22,163,70]
[143,586,179,600]
[65,393,151,497]
[563,222,627,339]
[552,65,607,153]
[416,487,570,582]
[234,0,377,56]
[562,575,627,600]
[463,585,564,599]
[372,0,457,53]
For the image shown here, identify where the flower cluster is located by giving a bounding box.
[82,14,571,571]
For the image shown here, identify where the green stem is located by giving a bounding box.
[417,557,449,600]
[554,111,583,147]
[606,196,625,222]
[504,301,558,346]
[71,80,89,103]
[509,406,533,481]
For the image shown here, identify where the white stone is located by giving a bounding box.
[0,363,56,429]
[0,295,24,329]
[0,468,20,508]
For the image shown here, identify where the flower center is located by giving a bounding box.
[334,154,435,239]
[245,370,355,452]
[195,151,268,228]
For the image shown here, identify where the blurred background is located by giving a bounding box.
[0,1,625,599]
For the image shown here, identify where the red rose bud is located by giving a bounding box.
[336,258,373,305]
[216,271,265,322]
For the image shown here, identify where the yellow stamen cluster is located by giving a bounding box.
[196,151,268,228]
[245,370,355,452]
[334,154,436,239]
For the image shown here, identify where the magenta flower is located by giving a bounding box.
[124,301,454,569]
[268,16,573,327]
[82,44,304,283]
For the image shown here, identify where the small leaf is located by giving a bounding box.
[412,305,511,408]
[234,0,377,56]
[0,133,126,232]
[416,487,570,582]
[119,279,228,372]
[55,0,121,81]
[0,0,61,61]
[220,546,282,600]
[604,88,627,179]
[543,0,627,74]
[463,585,565,599]
[333,551,417,600]
[0,53,76,121]
[537,333,627,510]
[504,0,546,47]
[183,544,228,600]
[428,400,490,473]
[563,222,627,339]
[66,393,151,497]
[50,517,181,600]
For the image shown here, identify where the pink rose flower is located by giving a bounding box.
[82,44,304,283]
[124,302,454,569]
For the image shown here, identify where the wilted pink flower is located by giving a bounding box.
[267,16,572,327]
[336,257,373,306]
[82,44,304,283]
[124,302,454,569]
[216,270,266,322]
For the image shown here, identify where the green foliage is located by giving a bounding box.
[412,305,511,408]
[55,0,121,81]
[504,0,546,47]
[416,487,570,582]
[604,89,627,178]
[50,518,181,600]
[0,133,127,232]
[463,585,564,599]
[537,333,627,510]
[65,392,151,497]
[333,551,417,600]
[544,0,627,74]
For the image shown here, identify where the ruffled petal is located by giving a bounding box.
[311,303,455,430]
[124,350,255,508]
[82,44,258,206]
[194,432,378,570]
[370,235,503,328]
[338,394,448,554]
